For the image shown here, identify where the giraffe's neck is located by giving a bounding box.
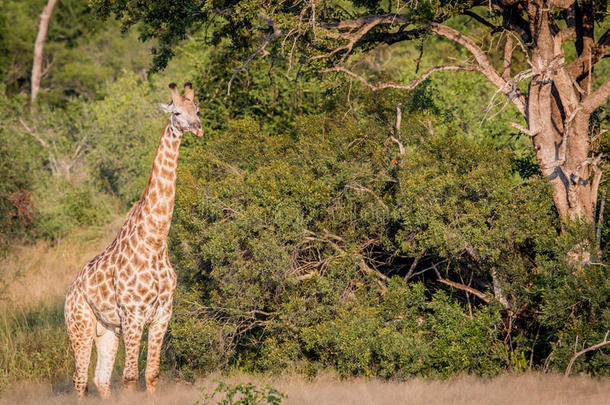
[132,123,183,244]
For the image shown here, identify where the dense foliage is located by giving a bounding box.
[0,0,608,393]
[165,74,608,377]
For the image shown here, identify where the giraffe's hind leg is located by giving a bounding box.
[64,285,96,399]
[145,308,172,395]
[93,323,119,399]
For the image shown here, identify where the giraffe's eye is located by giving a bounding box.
[174,112,181,116]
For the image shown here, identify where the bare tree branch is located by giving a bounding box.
[344,183,387,209]
[430,23,527,115]
[502,34,513,80]
[496,2,532,44]
[511,121,541,136]
[404,252,424,281]
[463,10,502,32]
[432,263,490,303]
[322,64,480,92]
[31,0,57,104]
[18,116,47,148]
[315,15,406,62]
[321,13,407,30]
[227,16,281,95]
[581,77,610,113]
[548,0,576,9]
[597,190,606,248]
[557,27,575,43]
[390,103,406,155]
[568,28,610,79]
[565,331,610,376]
[372,28,427,46]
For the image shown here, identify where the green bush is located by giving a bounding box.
[0,302,73,392]
[35,180,116,241]
[296,281,504,378]
[167,77,608,377]
[86,73,162,205]
[196,380,285,405]
[0,88,41,250]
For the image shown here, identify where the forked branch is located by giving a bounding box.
[430,23,526,115]
[565,331,610,376]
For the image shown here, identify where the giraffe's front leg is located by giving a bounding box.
[121,319,144,391]
[145,307,172,395]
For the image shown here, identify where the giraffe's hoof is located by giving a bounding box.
[122,379,137,392]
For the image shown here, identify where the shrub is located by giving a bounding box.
[196,380,285,405]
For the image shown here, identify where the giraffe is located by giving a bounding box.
[64,82,202,399]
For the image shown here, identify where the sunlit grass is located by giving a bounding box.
[0,300,72,392]
[0,218,124,393]
[0,216,122,309]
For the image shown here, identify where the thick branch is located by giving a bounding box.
[372,28,427,46]
[430,23,526,115]
[432,263,489,303]
[597,29,610,52]
[548,0,576,9]
[502,35,514,80]
[322,65,479,92]
[581,78,610,113]
[568,27,609,79]
[463,10,501,32]
[321,14,408,30]
[496,2,532,44]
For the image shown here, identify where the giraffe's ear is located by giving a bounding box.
[158,103,174,113]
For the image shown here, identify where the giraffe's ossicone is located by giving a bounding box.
[64,82,203,399]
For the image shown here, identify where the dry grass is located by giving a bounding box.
[0,217,124,392]
[1,373,608,405]
[0,216,122,309]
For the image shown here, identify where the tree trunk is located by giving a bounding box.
[31,0,57,104]
[525,2,602,224]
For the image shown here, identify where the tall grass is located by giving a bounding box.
[0,217,123,393]
[0,215,122,308]
[0,300,72,392]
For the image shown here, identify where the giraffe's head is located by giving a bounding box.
[159,82,203,137]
